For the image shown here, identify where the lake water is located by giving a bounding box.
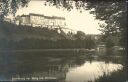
[66,61,122,82]
[0,50,126,82]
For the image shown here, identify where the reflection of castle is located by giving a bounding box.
[15,13,66,28]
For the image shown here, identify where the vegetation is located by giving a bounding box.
[0,21,97,49]
[0,38,96,49]
[45,0,126,47]
[0,0,126,47]
[94,69,127,82]
[0,1,126,81]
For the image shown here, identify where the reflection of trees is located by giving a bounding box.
[97,63,111,76]
[0,51,126,81]
[0,52,86,81]
[97,50,126,65]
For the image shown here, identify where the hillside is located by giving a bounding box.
[0,21,97,49]
[0,21,67,41]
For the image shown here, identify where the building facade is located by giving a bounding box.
[16,13,66,28]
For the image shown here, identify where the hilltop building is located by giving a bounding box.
[15,13,66,28]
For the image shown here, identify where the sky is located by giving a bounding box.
[16,0,103,34]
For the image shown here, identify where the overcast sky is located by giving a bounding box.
[16,0,103,34]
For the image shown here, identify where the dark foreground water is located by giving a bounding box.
[0,50,127,82]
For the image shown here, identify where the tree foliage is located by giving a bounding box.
[0,0,29,20]
[46,0,126,47]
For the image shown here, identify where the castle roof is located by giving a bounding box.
[29,13,65,20]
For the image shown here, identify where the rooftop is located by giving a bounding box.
[20,13,65,20]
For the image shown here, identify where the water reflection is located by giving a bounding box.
[0,51,126,82]
[66,61,122,82]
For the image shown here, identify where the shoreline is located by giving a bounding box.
[0,48,96,52]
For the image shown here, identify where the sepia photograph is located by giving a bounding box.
[0,0,127,82]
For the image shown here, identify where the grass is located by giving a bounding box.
[94,68,127,82]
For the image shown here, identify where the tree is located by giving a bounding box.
[45,0,126,47]
[92,1,126,47]
[0,0,29,21]
[75,31,86,40]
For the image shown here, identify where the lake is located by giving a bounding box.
[0,50,127,82]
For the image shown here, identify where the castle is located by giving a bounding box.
[15,13,66,28]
